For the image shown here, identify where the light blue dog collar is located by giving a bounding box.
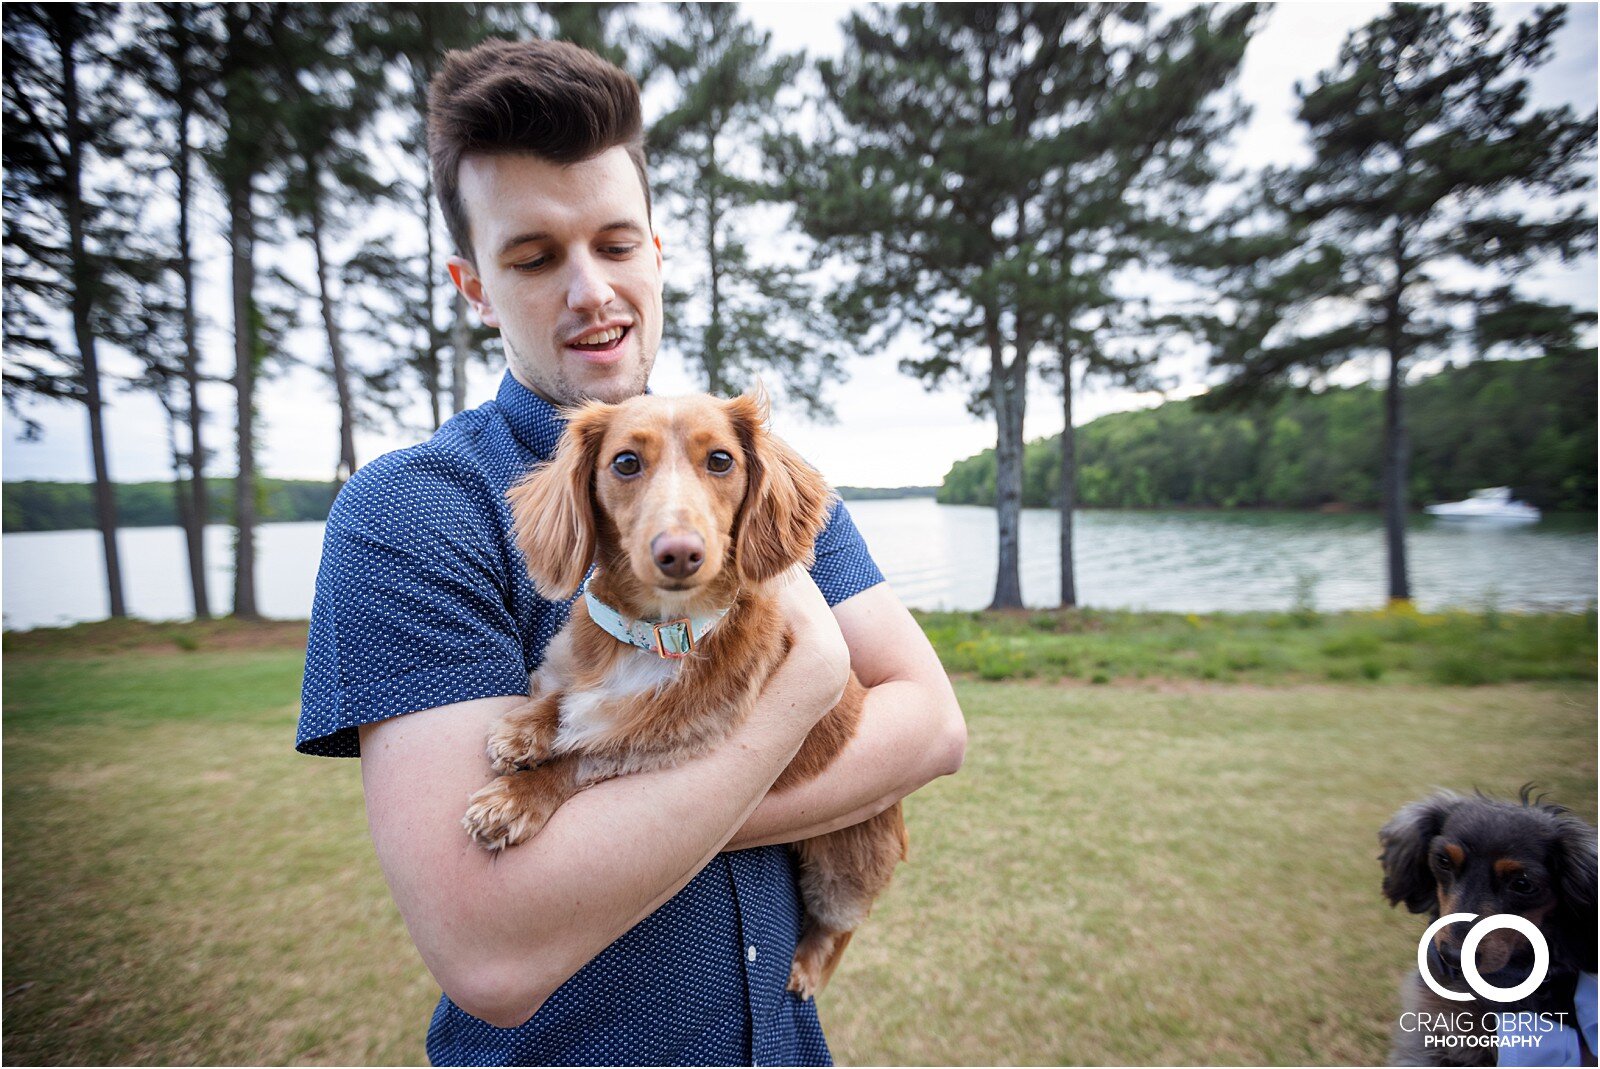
[582,580,729,659]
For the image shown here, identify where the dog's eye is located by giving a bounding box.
[707,450,734,474]
[611,452,642,478]
[1431,852,1453,873]
[1507,875,1537,896]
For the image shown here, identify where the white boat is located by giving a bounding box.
[1425,487,1541,523]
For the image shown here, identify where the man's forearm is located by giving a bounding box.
[726,674,966,850]
[361,642,843,1029]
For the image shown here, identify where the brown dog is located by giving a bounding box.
[460,390,908,999]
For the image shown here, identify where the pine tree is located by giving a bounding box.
[353,4,530,426]
[214,3,279,619]
[267,4,390,485]
[117,2,224,618]
[1205,3,1596,603]
[111,261,208,613]
[2,3,133,616]
[648,3,846,417]
[538,2,630,69]
[784,4,1255,607]
[1030,3,1258,606]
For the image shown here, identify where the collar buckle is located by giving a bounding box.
[652,618,695,659]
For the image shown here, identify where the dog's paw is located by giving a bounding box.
[462,775,555,852]
[485,722,551,775]
[785,956,822,1002]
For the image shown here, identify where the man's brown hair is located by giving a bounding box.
[428,39,650,261]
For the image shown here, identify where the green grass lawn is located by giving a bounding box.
[3,617,1595,1065]
[919,605,1597,686]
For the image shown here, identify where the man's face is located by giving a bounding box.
[449,147,662,406]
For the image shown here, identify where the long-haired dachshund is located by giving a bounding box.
[460,390,908,999]
[1379,788,1597,1066]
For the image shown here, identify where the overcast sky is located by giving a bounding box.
[4,2,1595,488]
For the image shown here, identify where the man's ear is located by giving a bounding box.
[448,256,499,328]
[726,385,833,585]
[507,402,612,599]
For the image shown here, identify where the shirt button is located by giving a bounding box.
[746,944,758,963]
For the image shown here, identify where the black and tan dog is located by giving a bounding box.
[1379,788,1597,1066]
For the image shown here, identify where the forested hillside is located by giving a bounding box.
[3,479,338,533]
[938,354,1596,511]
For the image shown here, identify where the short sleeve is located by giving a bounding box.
[808,498,885,606]
[296,453,533,757]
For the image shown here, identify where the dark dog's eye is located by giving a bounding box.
[707,450,734,474]
[1431,852,1453,873]
[1507,875,1537,896]
[611,452,642,477]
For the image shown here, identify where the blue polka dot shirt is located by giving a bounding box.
[297,371,885,1066]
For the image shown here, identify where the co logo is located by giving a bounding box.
[1419,913,1549,1003]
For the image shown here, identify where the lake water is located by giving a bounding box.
[3,499,1594,630]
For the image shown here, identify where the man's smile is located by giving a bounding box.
[567,323,632,364]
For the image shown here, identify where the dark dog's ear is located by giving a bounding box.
[725,386,833,585]
[507,401,612,599]
[1550,811,1597,972]
[1379,792,1463,915]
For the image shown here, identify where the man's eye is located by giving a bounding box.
[602,244,638,257]
[611,452,641,477]
[511,257,549,273]
[707,450,734,474]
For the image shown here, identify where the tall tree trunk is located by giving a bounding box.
[424,159,455,420]
[229,172,259,619]
[58,9,126,618]
[1059,356,1078,608]
[982,47,1030,612]
[160,393,197,610]
[1383,226,1411,604]
[427,354,442,429]
[307,176,358,484]
[988,313,1026,610]
[702,152,726,395]
[175,79,210,619]
[1382,348,1410,603]
[450,292,470,414]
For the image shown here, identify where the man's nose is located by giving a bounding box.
[566,252,616,313]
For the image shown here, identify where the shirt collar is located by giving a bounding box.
[496,371,567,462]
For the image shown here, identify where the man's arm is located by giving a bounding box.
[358,575,848,1029]
[725,582,966,850]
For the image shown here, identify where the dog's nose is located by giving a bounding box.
[651,533,704,579]
[1436,933,1465,973]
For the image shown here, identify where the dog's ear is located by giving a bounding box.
[725,386,834,585]
[1550,811,1597,972]
[508,401,612,599]
[1379,792,1463,915]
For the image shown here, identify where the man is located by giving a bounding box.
[297,39,965,1066]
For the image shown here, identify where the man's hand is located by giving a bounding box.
[767,565,851,714]
[726,582,966,850]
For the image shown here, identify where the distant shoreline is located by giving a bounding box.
[835,485,939,501]
[6,496,1591,536]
